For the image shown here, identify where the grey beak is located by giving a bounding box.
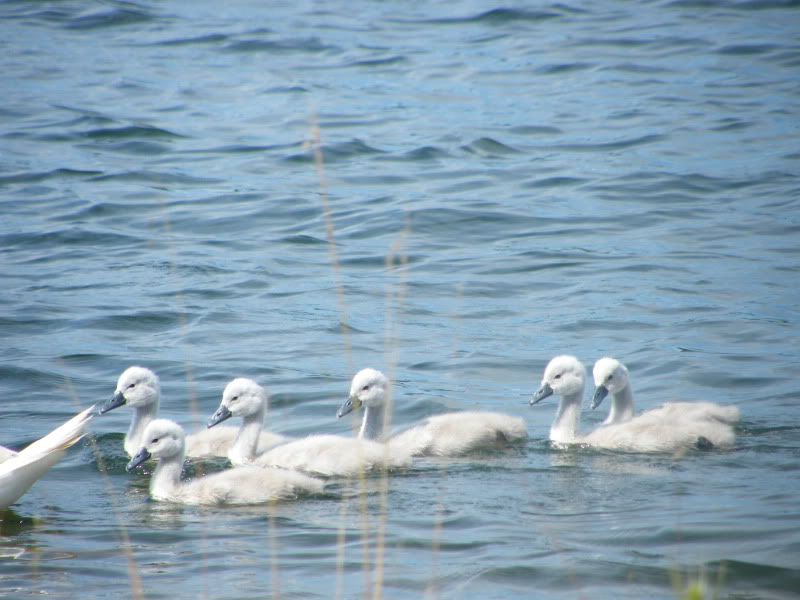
[337,397,354,419]
[99,391,126,415]
[530,383,554,405]
[590,385,609,410]
[208,404,232,428]
[126,447,151,471]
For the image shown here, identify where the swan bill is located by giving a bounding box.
[127,447,151,471]
[208,405,232,428]
[591,385,609,410]
[531,383,554,405]
[337,397,357,419]
[99,391,126,415]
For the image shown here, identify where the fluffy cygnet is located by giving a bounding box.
[338,368,527,456]
[100,366,283,459]
[531,355,736,452]
[126,419,323,505]
[209,377,409,477]
[591,357,740,426]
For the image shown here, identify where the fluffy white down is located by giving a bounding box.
[129,419,323,505]
[532,355,737,452]
[632,401,739,425]
[583,413,736,451]
[591,357,740,426]
[102,367,284,459]
[341,368,527,457]
[211,378,408,477]
[252,434,410,477]
[0,405,93,509]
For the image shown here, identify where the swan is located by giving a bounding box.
[126,419,323,505]
[337,368,528,456]
[207,377,291,465]
[591,357,740,426]
[208,377,410,477]
[99,366,285,459]
[1,405,93,509]
[530,355,736,451]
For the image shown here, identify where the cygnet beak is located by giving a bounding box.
[590,386,609,410]
[99,391,126,415]
[208,405,232,428]
[530,383,553,405]
[126,447,151,471]
[337,396,358,418]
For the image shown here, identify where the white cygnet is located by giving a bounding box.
[209,377,409,477]
[591,357,740,426]
[126,419,323,505]
[99,366,283,459]
[207,377,290,465]
[338,368,528,457]
[531,355,736,452]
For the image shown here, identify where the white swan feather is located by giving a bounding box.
[0,405,93,509]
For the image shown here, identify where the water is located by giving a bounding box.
[1,0,799,598]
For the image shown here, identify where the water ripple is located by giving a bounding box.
[63,7,155,31]
[1,2,798,599]
[416,7,564,26]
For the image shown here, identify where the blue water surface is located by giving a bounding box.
[1,1,799,598]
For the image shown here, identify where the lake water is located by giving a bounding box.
[1,0,799,598]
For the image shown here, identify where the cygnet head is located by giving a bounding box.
[100,366,160,415]
[530,355,586,405]
[591,357,630,409]
[208,378,267,428]
[126,418,184,471]
[337,368,389,418]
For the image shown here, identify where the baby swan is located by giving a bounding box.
[99,366,281,459]
[1,405,93,509]
[126,419,323,505]
[591,357,740,425]
[530,356,587,446]
[207,378,289,465]
[208,378,409,477]
[531,355,735,452]
[338,368,527,456]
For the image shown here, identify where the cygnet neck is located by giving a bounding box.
[359,403,387,442]
[551,388,584,444]
[606,384,635,425]
[230,405,265,464]
[126,403,158,457]
[151,451,184,498]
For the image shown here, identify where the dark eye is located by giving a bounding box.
[151,437,159,443]
[128,383,136,389]
[230,396,239,402]
[554,374,562,380]
[607,375,614,382]
[361,385,369,392]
